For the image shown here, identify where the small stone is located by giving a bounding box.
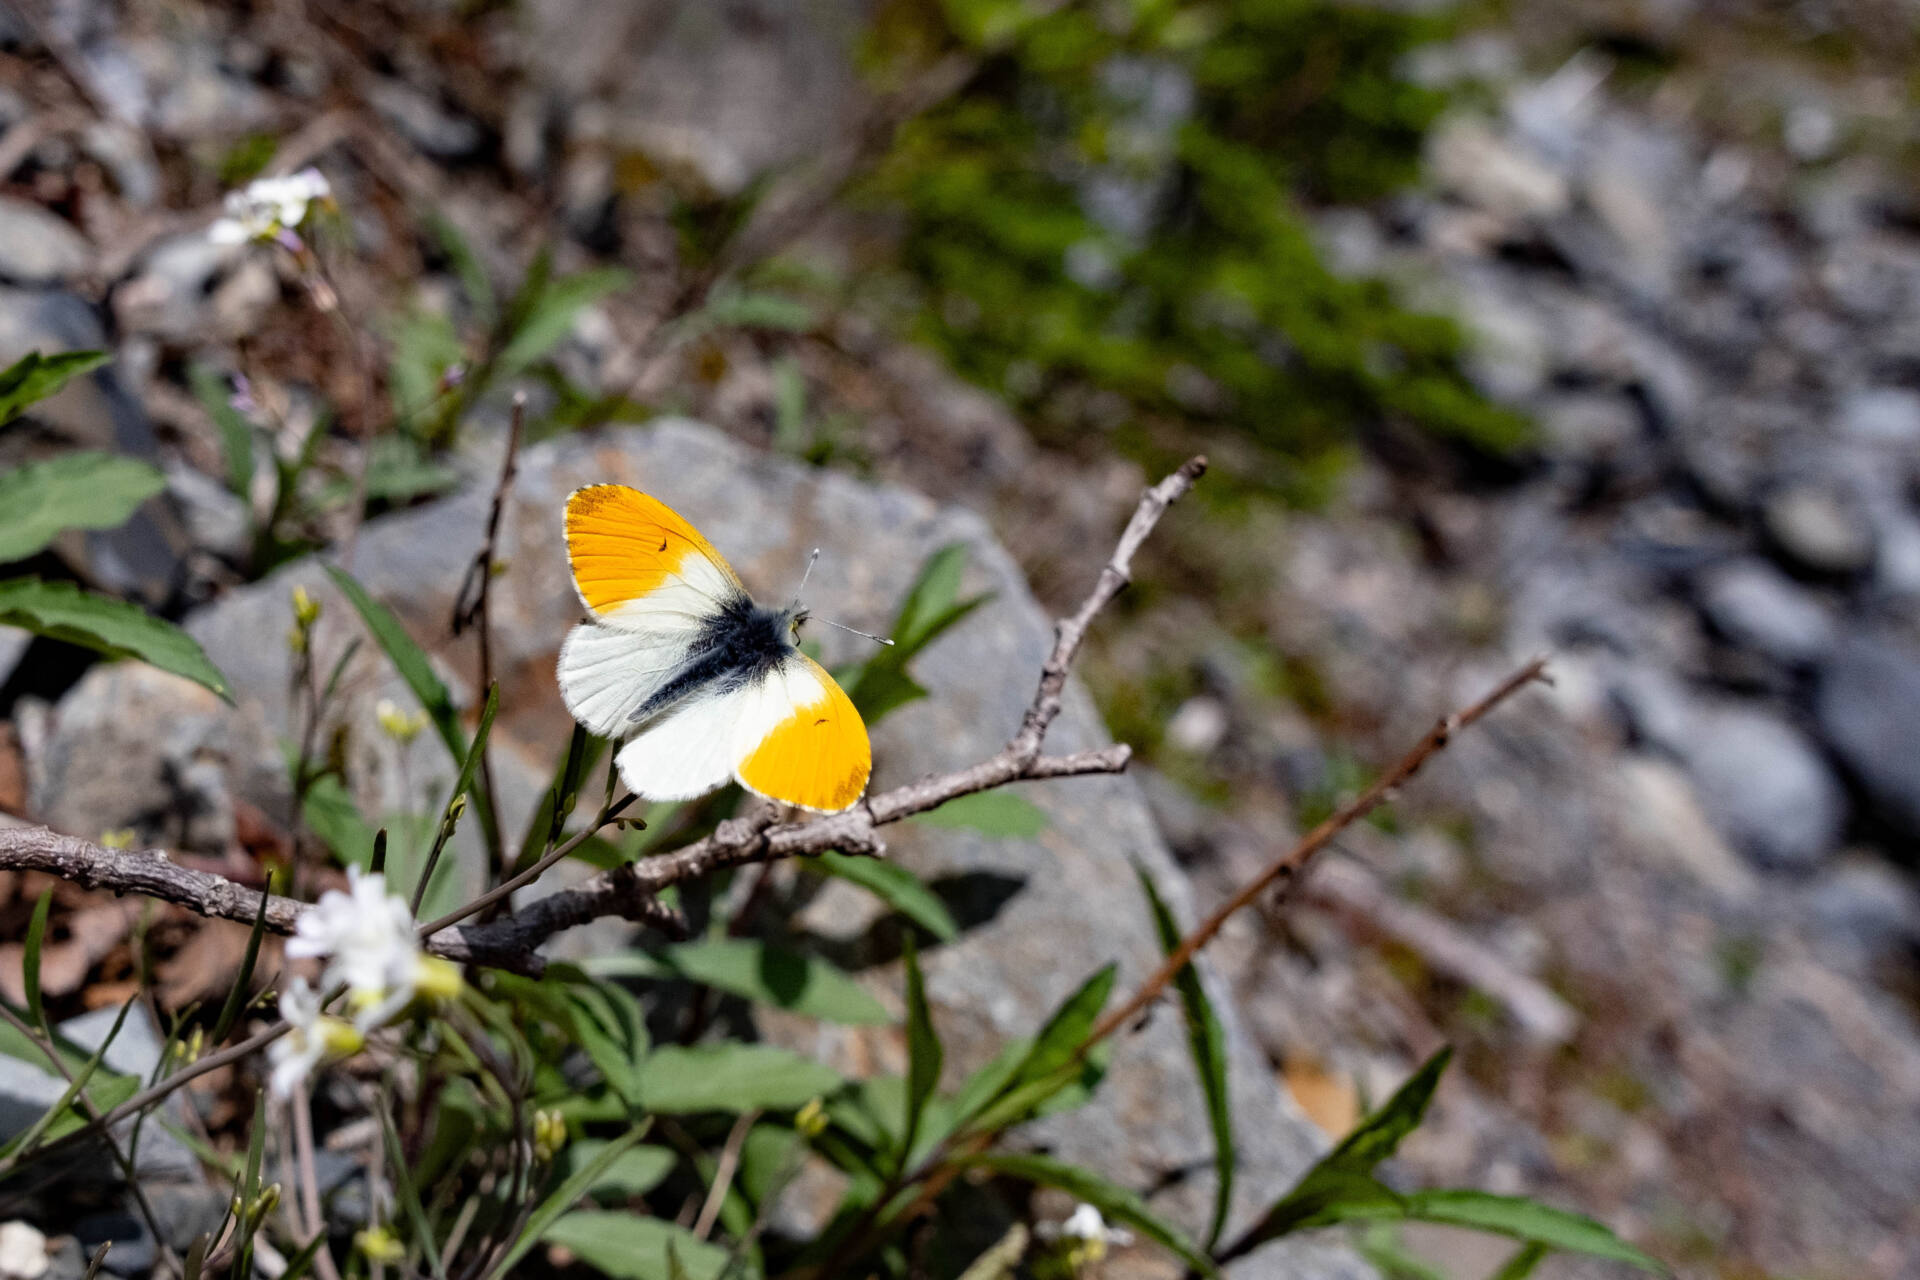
[1763,485,1875,575]
[1677,704,1844,872]
[368,78,484,159]
[1816,631,1920,840]
[1784,104,1839,163]
[0,200,93,286]
[1427,115,1569,221]
[1839,387,1920,444]
[1165,695,1229,755]
[1807,856,1920,964]
[1696,559,1835,665]
[0,1221,49,1280]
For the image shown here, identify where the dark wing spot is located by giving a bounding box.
[658,537,668,551]
[814,717,829,727]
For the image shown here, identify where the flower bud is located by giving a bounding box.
[355,1227,405,1264]
[795,1096,829,1139]
[412,954,464,1004]
[291,584,322,628]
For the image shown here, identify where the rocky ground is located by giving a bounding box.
[0,1,1916,1279]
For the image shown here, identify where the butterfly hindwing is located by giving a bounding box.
[734,653,872,814]
[565,485,747,628]
[556,621,699,739]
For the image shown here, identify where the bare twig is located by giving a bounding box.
[290,1089,345,1280]
[695,1109,761,1242]
[452,392,526,882]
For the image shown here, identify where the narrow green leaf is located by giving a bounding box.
[963,964,1116,1134]
[899,935,942,1176]
[675,285,817,341]
[275,1230,332,1280]
[912,791,1047,838]
[1398,1191,1663,1273]
[411,683,498,916]
[187,364,256,502]
[497,267,633,376]
[324,566,499,850]
[566,981,651,1109]
[0,350,110,425]
[11,997,134,1157]
[181,1233,209,1280]
[1329,1046,1451,1172]
[1354,1222,1452,1280]
[840,542,990,724]
[0,579,231,700]
[811,851,958,941]
[639,1044,843,1115]
[233,1089,267,1280]
[1136,863,1234,1248]
[381,1104,450,1280]
[22,888,53,1033]
[484,1122,650,1280]
[80,1243,111,1280]
[586,938,889,1025]
[209,877,274,1045]
[514,726,606,875]
[543,1211,730,1280]
[972,1152,1220,1278]
[430,211,497,324]
[1486,1243,1550,1280]
[0,452,168,563]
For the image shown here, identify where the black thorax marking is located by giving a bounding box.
[627,596,795,724]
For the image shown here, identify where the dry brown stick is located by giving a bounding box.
[1087,655,1551,1048]
[451,391,527,882]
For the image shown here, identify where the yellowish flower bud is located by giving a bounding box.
[99,828,137,851]
[286,624,307,655]
[376,699,429,744]
[795,1096,829,1139]
[318,1017,364,1058]
[412,954,463,1004]
[291,584,322,628]
[250,1183,282,1224]
[531,1107,568,1163]
[355,1227,406,1264]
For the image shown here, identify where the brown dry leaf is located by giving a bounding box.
[0,721,25,815]
[1283,1057,1361,1139]
[84,979,142,1010]
[156,919,274,1011]
[0,901,131,1005]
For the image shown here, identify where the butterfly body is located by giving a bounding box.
[557,484,872,812]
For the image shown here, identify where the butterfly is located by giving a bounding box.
[556,484,874,813]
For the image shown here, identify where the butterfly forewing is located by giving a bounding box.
[564,485,747,627]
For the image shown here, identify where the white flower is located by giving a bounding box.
[209,168,331,246]
[1040,1203,1134,1265]
[267,977,362,1098]
[286,866,460,1030]
[0,1220,49,1280]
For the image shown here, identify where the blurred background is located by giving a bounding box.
[0,0,1918,1276]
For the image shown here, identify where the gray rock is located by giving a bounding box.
[111,234,276,344]
[0,200,92,286]
[1808,856,1920,965]
[1763,485,1875,575]
[1696,559,1835,665]
[1678,704,1845,871]
[1426,114,1569,221]
[1816,630,1920,840]
[368,77,484,158]
[1839,387,1920,445]
[163,419,1357,1276]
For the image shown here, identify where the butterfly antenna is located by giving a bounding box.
[791,548,821,609]
[817,617,895,647]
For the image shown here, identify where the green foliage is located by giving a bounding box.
[972,1151,1220,1277]
[587,938,891,1025]
[912,789,1048,837]
[810,850,961,940]
[542,1212,730,1280]
[841,542,990,722]
[900,935,943,1171]
[0,578,231,700]
[1226,1047,1663,1272]
[0,452,166,564]
[1137,863,1234,1248]
[866,0,1525,490]
[638,1044,844,1114]
[0,350,108,425]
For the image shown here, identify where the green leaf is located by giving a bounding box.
[840,542,990,724]
[381,1104,450,1280]
[1354,1223,1453,1280]
[1137,863,1234,1248]
[566,980,651,1110]
[542,1211,730,1280]
[964,964,1116,1133]
[639,1044,842,1115]
[900,935,942,1175]
[387,308,466,430]
[912,791,1047,838]
[411,683,498,916]
[0,350,110,426]
[359,434,460,503]
[301,773,378,870]
[1227,1048,1452,1251]
[233,1090,267,1280]
[587,939,889,1025]
[497,267,633,376]
[1486,1243,1550,1280]
[209,878,274,1045]
[972,1152,1220,1278]
[22,888,52,1033]
[7,996,134,1158]
[430,211,497,324]
[676,285,817,340]
[810,852,958,941]
[324,566,499,850]
[484,1122,651,1280]
[562,1139,678,1201]
[187,364,256,503]
[0,452,168,564]
[515,727,608,874]
[0,578,231,701]
[1396,1191,1663,1273]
